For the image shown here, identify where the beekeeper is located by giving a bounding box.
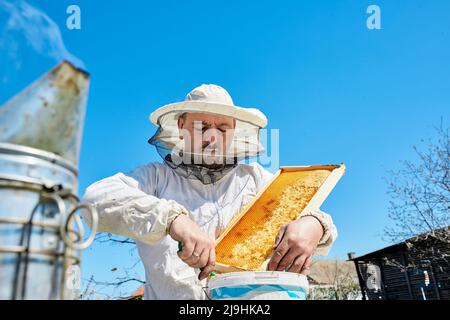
[82,84,338,300]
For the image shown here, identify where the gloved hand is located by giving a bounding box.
[168,214,216,280]
[267,216,323,274]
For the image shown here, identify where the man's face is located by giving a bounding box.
[177,112,236,165]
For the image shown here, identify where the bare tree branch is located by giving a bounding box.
[95,232,136,245]
[383,120,450,267]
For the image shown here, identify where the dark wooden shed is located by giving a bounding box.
[349,227,450,300]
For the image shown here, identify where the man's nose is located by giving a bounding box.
[202,135,216,148]
[204,129,221,143]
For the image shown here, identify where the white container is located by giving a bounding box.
[207,271,309,300]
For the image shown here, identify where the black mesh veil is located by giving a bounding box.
[148,110,265,184]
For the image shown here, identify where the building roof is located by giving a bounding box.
[308,259,359,286]
[122,286,144,300]
[350,226,450,261]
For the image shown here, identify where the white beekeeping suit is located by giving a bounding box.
[82,84,338,299]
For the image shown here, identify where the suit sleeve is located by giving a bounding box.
[81,164,187,244]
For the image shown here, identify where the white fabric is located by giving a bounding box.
[149,84,268,128]
[187,84,235,105]
[148,84,268,162]
[82,162,338,300]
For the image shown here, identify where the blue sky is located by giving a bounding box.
[1,0,449,298]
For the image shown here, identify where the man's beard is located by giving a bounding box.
[190,153,227,169]
[163,153,238,184]
[172,146,236,169]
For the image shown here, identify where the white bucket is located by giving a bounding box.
[207,271,309,300]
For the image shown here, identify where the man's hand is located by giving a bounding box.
[267,216,324,274]
[168,214,216,280]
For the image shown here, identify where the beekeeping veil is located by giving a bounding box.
[148,84,268,184]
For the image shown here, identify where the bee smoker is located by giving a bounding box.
[0,61,98,300]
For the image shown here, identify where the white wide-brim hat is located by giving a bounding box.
[148,84,268,161]
[150,84,268,128]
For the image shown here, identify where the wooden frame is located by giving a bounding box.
[213,164,346,273]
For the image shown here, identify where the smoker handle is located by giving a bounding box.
[61,203,98,250]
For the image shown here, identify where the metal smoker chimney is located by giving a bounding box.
[0,61,98,300]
